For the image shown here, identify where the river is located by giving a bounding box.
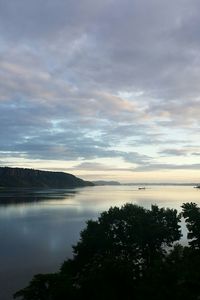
[0,185,199,300]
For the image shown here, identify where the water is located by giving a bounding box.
[0,185,200,300]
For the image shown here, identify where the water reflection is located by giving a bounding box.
[0,186,200,300]
[0,188,78,205]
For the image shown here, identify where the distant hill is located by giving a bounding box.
[0,167,94,188]
[92,180,121,186]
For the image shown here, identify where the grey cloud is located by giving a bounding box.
[159,149,188,156]
[1,0,200,99]
[134,163,200,172]
[5,139,150,164]
[2,1,200,106]
[159,146,200,157]
[148,99,200,127]
[0,0,97,40]
[1,0,200,172]
[0,99,151,164]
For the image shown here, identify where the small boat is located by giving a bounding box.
[194,185,200,189]
[138,187,146,190]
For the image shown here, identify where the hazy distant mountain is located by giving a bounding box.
[92,180,121,186]
[0,167,94,188]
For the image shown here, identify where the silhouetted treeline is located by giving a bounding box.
[14,202,200,300]
[0,167,94,188]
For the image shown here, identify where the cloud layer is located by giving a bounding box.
[0,0,200,181]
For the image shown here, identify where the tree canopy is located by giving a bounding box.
[182,202,200,249]
[14,202,200,300]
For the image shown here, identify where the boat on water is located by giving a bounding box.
[138,187,146,190]
[194,185,200,189]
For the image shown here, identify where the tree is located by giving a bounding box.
[14,203,181,300]
[181,202,200,249]
[73,204,181,267]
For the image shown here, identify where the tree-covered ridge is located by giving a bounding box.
[0,167,94,188]
[14,203,200,300]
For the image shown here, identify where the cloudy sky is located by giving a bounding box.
[0,0,200,183]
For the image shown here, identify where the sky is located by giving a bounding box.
[0,0,200,183]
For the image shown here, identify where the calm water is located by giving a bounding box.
[0,185,200,300]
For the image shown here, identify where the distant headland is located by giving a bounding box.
[0,167,94,188]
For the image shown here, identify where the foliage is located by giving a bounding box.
[72,204,181,267]
[182,202,200,248]
[14,202,200,300]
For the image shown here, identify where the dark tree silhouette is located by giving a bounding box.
[14,203,181,300]
[182,202,200,249]
[72,204,181,268]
